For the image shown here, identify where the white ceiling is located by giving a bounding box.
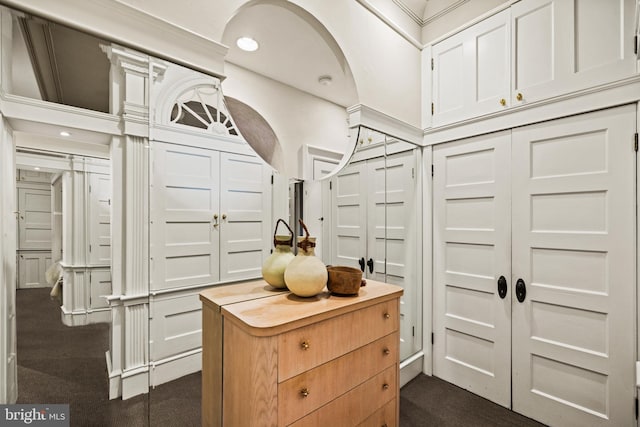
[222,2,358,108]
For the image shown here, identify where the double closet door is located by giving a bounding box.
[331,149,419,360]
[151,141,272,291]
[433,105,636,426]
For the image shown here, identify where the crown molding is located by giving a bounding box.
[355,0,423,49]
[347,103,423,145]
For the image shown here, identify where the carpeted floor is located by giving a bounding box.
[16,287,545,426]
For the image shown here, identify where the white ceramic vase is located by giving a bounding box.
[262,235,295,288]
[284,235,327,298]
[284,220,328,297]
[262,219,296,288]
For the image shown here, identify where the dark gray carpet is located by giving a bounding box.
[400,374,545,426]
[16,288,149,426]
[17,288,545,426]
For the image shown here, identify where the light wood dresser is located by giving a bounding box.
[199,279,403,427]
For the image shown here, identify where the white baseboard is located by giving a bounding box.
[105,350,122,400]
[150,349,202,388]
[61,307,110,326]
[121,365,150,400]
[400,352,424,388]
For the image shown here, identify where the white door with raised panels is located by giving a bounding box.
[151,142,220,291]
[219,152,271,282]
[18,187,51,250]
[331,161,368,271]
[433,130,512,407]
[433,105,636,426]
[511,105,636,427]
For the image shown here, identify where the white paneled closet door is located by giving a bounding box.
[384,150,419,360]
[18,187,52,250]
[366,157,387,281]
[151,142,220,291]
[511,105,636,426]
[88,173,111,265]
[219,152,271,282]
[331,161,367,270]
[433,131,512,408]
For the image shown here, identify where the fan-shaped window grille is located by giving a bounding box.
[169,86,238,136]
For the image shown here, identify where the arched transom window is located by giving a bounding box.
[170,86,238,136]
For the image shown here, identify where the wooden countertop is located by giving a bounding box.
[207,279,403,337]
[199,279,287,312]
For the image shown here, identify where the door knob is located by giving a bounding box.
[516,92,523,101]
[516,278,526,303]
[497,276,507,299]
[358,257,365,272]
[499,98,506,106]
[367,258,374,274]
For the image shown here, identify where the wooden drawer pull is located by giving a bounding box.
[383,348,390,355]
[383,312,390,319]
[300,340,310,350]
[382,383,389,390]
[300,388,310,398]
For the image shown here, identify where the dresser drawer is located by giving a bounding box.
[357,399,396,427]
[278,299,398,381]
[287,365,397,427]
[278,332,398,425]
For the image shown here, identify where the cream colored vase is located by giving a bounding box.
[262,235,295,288]
[284,236,327,297]
[262,219,295,288]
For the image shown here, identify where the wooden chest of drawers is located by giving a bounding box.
[200,279,403,426]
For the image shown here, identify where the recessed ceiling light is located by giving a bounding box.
[34,167,40,171]
[59,131,71,137]
[236,37,259,52]
[318,75,333,86]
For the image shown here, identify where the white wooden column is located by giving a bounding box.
[59,157,112,327]
[0,7,17,405]
[104,45,154,400]
[0,117,17,404]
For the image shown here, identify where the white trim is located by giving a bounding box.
[299,144,344,181]
[60,306,110,326]
[151,126,253,156]
[120,366,149,400]
[355,0,423,49]
[393,0,423,26]
[0,92,120,135]
[421,0,469,27]
[149,349,202,388]
[422,144,433,376]
[424,76,640,145]
[400,351,424,387]
[347,104,423,145]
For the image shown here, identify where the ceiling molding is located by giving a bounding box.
[16,15,64,103]
[355,0,422,49]
[347,103,423,145]
[392,0,424,26]
[422,0,470,26]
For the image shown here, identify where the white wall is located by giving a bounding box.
[222,63,350,178]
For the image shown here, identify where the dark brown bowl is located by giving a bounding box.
[327,266,363,295]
